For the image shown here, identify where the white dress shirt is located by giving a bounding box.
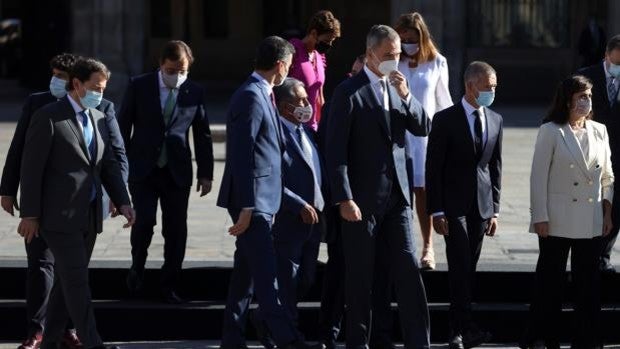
[67,93,88,133]
[158,70,179,110]
[461,97,488,146]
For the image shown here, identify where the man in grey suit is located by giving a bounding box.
[17,57,136,349]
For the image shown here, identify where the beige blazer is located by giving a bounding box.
[529,120,614,238]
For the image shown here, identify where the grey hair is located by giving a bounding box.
[366,25,400,49]
[463,61,496,84]
[273,77,305,105]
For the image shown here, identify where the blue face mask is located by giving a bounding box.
[49,76,67,99]
[609,63,620,79]
[80,89,103,109]
[476,90,495,107]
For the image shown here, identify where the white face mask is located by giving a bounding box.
[402,43,419,56]
[573,98,592,116]
[292,104,313,123]
[162,72,188,89]
[377,59,399,76]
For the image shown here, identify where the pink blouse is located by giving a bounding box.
[288,38,326,130]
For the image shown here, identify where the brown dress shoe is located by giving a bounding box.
[18,332,43,349]
[60,329,83,349]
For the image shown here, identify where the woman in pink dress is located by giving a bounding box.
[289,10,341,130]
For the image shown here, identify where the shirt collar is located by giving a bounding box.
[280,115,301,133]
[363,64,386,86]
[603,60,614,80]
[67,93,85,114]
[251,71,273,95]
[461,96,484,117]
[158,70,168,89]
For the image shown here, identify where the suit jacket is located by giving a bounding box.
[0,91,127,197]
[118,72,214,187]
[273,123,328,237]
[325,70,430,215]
[426,102,503,219]
[530,120,614,238]
[217,75,285,215]
[19,97,130,233]
[578,63,620,174]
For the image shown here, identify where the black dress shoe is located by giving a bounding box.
[462,327,492,349]
[249,310,276,349]
[448,334,465,349]
[161,290,187,304]
[600,262,616,274]
[316,341,336,349]
[126,269,143,294]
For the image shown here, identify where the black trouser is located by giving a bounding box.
[527,236,602,348]
[24,235,54,335]
[444,212,486,334]
[341,187,430,349]
[40,203,102,348]
[318,218,346,344]
[129,167,191,291]
[601,194,620,266]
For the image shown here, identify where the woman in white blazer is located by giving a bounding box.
[524,75,614,349]
[394,12,453,270]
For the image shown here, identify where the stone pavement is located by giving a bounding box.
[0,104,619,271]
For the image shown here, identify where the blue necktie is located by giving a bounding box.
[608,78,618,108]
[80,110,96,201]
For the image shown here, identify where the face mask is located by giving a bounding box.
[49,76,67,99]
[162,72,188,89]
[316,41,332,54]
[377,59,399,76]
[292,104,313,123]
[476,90,495,107]
[609,63,620,79]
[79,88,103,109]
[573,98,592,116]
[402,43,419,56]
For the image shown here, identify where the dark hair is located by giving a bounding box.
[607,34,620,53]
[273,77,305,106]
[544,75,593,124]
[49,53,77,72]
[67,57,110,91]
[255,36,295,71]
[307,10,341,37]
[160,40,194,65]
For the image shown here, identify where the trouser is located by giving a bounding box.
[24,235,54,335]
[129,167,190,291]
[318,225,346,344]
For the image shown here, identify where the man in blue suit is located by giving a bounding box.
[272,77,326,336]
[118,40,214,304]
[325,25,431,349]
[0,53,127,349]
[217,36,313,349]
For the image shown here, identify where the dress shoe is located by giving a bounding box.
[448,334,465,349]
[316,341,336,349]
[18,332,43,349]
[462,326,492,349]
[126,268,144,294]
[278,341,322,349]
[600,261,616,274]
[161,290,187,304]
[60,329,83,349]
[249,310,276,349]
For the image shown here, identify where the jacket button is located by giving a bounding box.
[588,198,593,203]
[570,164,575,168]
[574,182,578,186]
[589,180,593,185]
[573,198,578,202]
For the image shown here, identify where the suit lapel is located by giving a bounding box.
[480,107,498,161]
[284,124,314,171]
[62,97,91,162]
[259,85,285,149]
[151,73,166,128]
[359,74,391,141]
[585,120,597,168]
[455,103,476,155]
[90,108,104,164]
[560,123,590,176]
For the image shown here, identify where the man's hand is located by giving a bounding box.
[300,204,319,224]
[388,70,410,100]
[229,208,252,236]
[1,196,16,216]
[110,202,119,217]
[433,215,449,235]
[485,217,498,236]
[17,218,39,244]
[339,200,362,222]
[119,205,136,228]
[534,222,549,238]
[603,213,613,236]
[197,178,212,197]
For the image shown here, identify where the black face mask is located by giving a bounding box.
[316,41,332,54]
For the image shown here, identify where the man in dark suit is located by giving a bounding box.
[217,36,313,349]
[426,61,503,349]
[118,40,214,303]
[325,25,431,349]
[272,77,326,336]
[578,34,620,274]
[18,57,135,349]
[0,53,127,349]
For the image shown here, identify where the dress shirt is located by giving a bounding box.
[251,71,274,97]
[67,93,88,133]
[603,61,619,103]
[363,64,411,108]
[461,97,488,146]
[280,117,322,188]
[158,70,178,110]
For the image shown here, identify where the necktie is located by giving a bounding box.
[157,88,176,168]
[473,110,483,158]
[379,79,391,133]
[79,110,96,201]
[608,78,618,107]
[296,126,324,211]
